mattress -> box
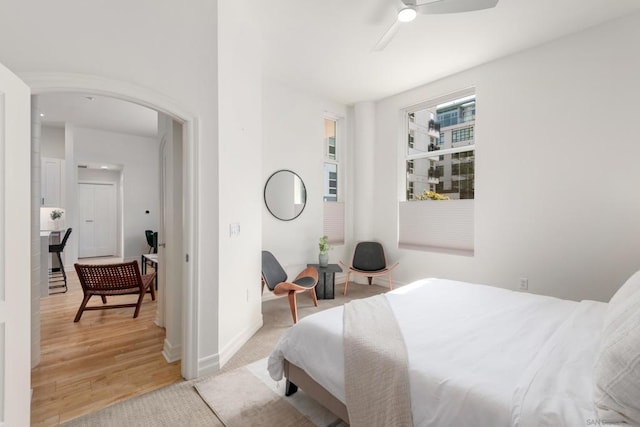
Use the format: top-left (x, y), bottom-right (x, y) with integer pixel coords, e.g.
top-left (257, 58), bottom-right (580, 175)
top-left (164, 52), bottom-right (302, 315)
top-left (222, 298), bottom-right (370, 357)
top-left (268, 278), bottom-right (609, 426)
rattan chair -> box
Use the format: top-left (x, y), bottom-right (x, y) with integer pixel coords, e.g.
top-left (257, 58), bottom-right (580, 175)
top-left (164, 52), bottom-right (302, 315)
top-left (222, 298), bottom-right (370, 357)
top-left (73, 261), bottom-right (156, 322)
top-left (261, 250), bottom-right (319, 324)
top-left (340, 241), bottom-right (398, 295)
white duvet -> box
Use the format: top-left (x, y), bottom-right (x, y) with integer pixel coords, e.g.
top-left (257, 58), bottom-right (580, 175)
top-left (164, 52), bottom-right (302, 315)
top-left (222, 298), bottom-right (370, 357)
top-left (268, 278), bottom-right (609, 426)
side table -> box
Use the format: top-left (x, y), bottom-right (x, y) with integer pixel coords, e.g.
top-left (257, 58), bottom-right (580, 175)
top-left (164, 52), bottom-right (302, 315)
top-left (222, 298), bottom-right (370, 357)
top-left (307, 263), bottom-right (342, 299)
top-left (141, 253), bottom-right (159, 290)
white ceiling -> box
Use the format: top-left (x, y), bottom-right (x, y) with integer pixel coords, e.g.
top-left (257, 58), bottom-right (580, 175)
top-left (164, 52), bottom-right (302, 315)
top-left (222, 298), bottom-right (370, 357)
top-left (37, 93), bottom-right (158, 138)
top-left (36, 0), bottom-right (640, 136)
top-left (255, 0), bottom-right (640, 104)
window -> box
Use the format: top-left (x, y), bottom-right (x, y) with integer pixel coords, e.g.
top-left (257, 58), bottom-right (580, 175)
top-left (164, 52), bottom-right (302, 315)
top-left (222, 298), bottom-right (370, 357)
top-left (324, 163), bottom-right (338, 200)
top-left (399, 90), bottom-right (476, 255)
top-left (451, 126), bottom-right (474, 143)
top-left (323, 118), bottom-right (338, 202)
top-left (437, 110), bottom-right (458, 128)
top-left (323, 117), bottom-right (344, 245)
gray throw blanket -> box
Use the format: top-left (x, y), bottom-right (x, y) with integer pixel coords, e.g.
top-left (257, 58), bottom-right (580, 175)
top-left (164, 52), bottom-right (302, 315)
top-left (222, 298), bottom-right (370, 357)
top-left (343, 294), bottom-right (413, 427)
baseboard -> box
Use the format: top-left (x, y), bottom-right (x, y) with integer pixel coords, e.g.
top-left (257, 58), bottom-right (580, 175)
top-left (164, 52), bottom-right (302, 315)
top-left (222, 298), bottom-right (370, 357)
top-left (261, 292), bottom-right (278, 302)
top-left (345, 275), bottom-right (405, 290)
top-left (198, 353), bottom-right (220, 378)
top-left (162, 338), bottom-right (182, 363)
top-left (218, 316), bottom-right (263, 368)
top-left (197, 315), bottom-right (263, 377)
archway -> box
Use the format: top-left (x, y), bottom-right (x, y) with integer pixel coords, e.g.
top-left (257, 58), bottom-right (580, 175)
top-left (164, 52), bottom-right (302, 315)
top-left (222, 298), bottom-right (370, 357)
top-left (24, 72), bottom-right (199, 380)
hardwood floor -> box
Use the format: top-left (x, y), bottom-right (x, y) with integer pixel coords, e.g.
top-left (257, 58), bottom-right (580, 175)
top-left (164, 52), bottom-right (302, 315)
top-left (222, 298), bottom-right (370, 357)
top-left (31, 265), bottom-right (182, 426)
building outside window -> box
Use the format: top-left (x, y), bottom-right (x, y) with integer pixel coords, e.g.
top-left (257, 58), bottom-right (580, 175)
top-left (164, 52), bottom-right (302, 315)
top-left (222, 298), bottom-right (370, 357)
top-left (323, 118), bottom-right (338, 201)
top-left (323, 117), bottom-right (344, 245)
top-left (406, 93), bottom-right (475, 200)
top-left (399, 90), bottom-right (476, 255)
top-left (451, 126), bottom-right (474, 143)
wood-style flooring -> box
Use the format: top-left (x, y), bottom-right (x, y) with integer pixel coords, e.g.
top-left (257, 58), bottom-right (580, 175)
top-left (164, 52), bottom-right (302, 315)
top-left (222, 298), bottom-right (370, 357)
top-left (31, 263), bottom-right (182, 426)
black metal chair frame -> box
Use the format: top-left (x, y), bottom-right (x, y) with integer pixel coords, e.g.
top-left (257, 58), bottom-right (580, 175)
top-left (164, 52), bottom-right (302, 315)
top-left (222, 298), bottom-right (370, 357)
top-left (49, 227), bottom-right (72, 294)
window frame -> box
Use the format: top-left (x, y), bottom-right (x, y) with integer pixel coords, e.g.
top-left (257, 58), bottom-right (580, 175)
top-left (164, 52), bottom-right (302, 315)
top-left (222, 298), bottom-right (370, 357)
top-left (323, 116), bottom-right (341, 202)
top-left (398, 88), bottom-right (476, 256)
top-left (323, 114), bottom-right (345, 245)
top-left (403, 88), bottom-right (476, 202)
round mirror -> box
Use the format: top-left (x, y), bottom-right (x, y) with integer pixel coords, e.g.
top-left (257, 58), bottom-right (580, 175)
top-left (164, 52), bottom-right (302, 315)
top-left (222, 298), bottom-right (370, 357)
top-left (264, 170), bottom-right (307, 221)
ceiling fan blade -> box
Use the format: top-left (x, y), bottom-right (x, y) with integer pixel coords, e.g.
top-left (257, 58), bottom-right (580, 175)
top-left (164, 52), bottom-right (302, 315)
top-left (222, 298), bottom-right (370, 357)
top-left (372, 20), bottom-right (401, 52)
top-left (416, 0), bottom-right (498, 14)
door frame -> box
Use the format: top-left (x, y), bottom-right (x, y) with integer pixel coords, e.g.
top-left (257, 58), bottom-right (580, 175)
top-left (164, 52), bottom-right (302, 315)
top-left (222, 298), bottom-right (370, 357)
top-left (0, 58), bottom-right (31, 427)
top-left (25, 72), bottom-right (200, 380)
top-left (77, 181), bottom-right (118, 258)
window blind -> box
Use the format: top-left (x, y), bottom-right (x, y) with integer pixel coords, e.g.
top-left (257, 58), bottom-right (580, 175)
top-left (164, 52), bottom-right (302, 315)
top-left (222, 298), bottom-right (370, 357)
top-left (323, 202), bottom-right (344, 245)
top-left (398, 200), bottom-right (474, 255)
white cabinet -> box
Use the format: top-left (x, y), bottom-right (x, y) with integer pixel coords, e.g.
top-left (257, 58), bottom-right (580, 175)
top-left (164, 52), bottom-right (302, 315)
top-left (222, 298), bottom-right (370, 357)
top-left (41, 157), bottom-right (63, 207)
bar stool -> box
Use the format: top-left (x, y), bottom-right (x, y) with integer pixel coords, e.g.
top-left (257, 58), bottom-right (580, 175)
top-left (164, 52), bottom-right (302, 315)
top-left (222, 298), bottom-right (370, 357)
top-left (49, 228), bottom-right (72, 294)
top-left (145, 229), bottom-right (158, 253)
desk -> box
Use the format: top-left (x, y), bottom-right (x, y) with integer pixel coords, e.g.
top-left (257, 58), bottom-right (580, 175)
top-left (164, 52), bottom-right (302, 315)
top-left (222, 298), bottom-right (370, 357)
top-left (141, 253), bottom-right (158, 289)
top-left (307, 263), bottom-right (342, 299)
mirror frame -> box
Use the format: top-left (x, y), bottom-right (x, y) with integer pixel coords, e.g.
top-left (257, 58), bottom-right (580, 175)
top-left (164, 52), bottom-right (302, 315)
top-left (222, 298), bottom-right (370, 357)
top-left (264, 169), bottom-right (307, 221)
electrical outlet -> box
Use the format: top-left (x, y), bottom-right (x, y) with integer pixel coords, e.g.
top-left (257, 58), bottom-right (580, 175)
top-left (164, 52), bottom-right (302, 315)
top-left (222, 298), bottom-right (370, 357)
top-left (229, 223), bottom-right (241, 237)
top-left (519, 277), bottom-right (528, 291)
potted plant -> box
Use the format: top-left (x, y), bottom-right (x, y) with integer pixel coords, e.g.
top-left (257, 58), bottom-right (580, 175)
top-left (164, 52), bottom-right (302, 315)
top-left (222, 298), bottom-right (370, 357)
top-left (50, 209), bottom-right (64, 230)
top-left (415, 189), bottom-right (450, 200)
top-left (318, 235), bottom-right (330, 267)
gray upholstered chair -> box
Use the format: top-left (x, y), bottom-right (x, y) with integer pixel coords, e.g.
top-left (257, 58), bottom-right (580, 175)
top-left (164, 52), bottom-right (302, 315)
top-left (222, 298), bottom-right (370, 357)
top-left (340, 241), bottom-right (398, 295)
top-left (261, 250), bottom-right (319, 324)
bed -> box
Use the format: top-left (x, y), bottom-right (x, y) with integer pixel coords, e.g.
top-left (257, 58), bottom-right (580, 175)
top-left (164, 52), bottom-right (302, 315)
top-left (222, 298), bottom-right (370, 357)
top-left (268, 275), bottom-right (640, 426)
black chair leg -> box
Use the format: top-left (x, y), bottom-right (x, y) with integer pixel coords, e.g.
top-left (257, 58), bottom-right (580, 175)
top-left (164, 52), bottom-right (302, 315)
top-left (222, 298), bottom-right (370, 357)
top-left (57, 251), bottom-right (68, 292)
top-left (49, 251), bottom-right (68, 294)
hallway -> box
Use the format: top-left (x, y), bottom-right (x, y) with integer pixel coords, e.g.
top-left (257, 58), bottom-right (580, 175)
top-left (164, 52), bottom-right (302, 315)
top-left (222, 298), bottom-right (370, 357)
top-left (31, 266), bottom-right (181, 426)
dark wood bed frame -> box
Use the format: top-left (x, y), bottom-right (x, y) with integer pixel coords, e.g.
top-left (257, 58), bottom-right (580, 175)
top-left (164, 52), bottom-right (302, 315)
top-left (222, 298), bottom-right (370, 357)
top-left (284, 359), bottom-right (350, 424)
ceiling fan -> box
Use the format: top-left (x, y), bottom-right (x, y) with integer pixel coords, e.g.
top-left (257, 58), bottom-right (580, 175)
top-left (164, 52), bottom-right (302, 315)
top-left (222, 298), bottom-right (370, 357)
top-left (373, 0), bottom-right (499, 51)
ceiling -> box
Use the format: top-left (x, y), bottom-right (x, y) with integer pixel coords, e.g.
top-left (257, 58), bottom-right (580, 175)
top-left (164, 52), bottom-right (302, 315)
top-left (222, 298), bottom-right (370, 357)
top-left (37, 0), bottom-right (640, 136)
top-left (255, 0), bottom-right (640, 104)
top-left (37, 93), bottom-right (158, 138)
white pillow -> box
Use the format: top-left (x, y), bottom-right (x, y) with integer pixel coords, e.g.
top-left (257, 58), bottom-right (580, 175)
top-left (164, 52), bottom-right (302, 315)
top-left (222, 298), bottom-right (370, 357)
top-left (609, 269), bottom-right (640, 309)
top-left (592, 272), bottom-right (640, 425)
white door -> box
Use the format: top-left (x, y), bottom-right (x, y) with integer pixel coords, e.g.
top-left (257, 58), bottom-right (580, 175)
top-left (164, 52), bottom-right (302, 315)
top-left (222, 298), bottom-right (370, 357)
top-left (0, 63), bottom-right (31, 425)
top-left (78, 183), bottom-right (117, 258)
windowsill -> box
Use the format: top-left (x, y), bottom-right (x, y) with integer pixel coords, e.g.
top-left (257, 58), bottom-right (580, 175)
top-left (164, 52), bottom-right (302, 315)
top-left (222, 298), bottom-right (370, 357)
top-left (398, 243), bottom-right (474, 257)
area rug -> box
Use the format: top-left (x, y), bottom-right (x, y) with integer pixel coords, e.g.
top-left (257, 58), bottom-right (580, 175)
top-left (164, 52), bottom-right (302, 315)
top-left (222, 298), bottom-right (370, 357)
top-left (61, 380), bottom-right (221, 427)
top-left (194, 358), bottom-right (347, 427)
top-left (62, 358), bottom-right (346, 427)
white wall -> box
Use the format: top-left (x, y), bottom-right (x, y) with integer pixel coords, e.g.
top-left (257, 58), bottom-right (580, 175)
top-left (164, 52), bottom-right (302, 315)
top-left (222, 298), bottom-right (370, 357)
top-left (214, 0), bottom-right (264, 369)
top-left (370, 12), bottom-right (640, 302)
top-left (0, 0), bottom-right (224, 378)
top-left (30, 99), bottom-right (42, 371)
top-left (74, 127), bottom-right (158, 261)
top-left (262, 80), bottom-right (351, 282)
top-left (157, 113), bottom-right (184, 362)
top-left (40, 126), bottom-right (65, 158)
